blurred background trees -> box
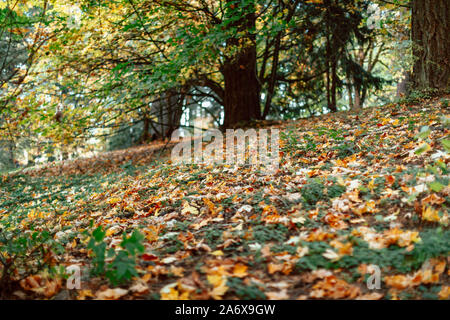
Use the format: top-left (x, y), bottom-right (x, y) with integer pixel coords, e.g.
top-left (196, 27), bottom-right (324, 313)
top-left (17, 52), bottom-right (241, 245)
top-left (0, 0), bottom-right (447, 170)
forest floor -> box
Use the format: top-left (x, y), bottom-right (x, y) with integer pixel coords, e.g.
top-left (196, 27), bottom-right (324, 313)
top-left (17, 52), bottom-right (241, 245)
top-left (1, 96), bottom-right (449, 300)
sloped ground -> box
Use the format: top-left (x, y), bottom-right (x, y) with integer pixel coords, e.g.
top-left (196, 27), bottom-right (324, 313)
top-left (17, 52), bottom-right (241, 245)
top-left (1, 97), bottom-right (449, 300)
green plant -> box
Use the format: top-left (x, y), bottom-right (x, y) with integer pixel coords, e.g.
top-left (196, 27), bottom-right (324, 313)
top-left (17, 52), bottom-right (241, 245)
top-left (87, 226), bottom-right (108, 275)
top-left (280, 130), bottom-right (301, 152)
top-left (251, 224), bottom-right (289, 243)
top-left (0, 213), bottom-right (63, 297)
top-left (303, 134), bottom-right (317, 151)
top-left (333, 141), bottom-right (358, 158)
top-left (227, 277), bottom-right (266, 300)
top-left (327, 183), bottom-right (346, 198)
top-left (87, 226), bottom-right (145, 285)
top-left (301, 179), bottom-right (325, 205)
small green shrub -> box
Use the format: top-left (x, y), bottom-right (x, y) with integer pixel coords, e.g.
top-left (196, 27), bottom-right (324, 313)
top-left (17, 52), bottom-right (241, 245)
top-left (87, 226), bottom-right (144, 285)
top-left (0, 213), bottom-right (63, 297)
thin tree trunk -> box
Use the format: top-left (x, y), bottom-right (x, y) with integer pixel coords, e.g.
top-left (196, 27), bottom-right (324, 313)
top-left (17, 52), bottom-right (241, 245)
top-left (325, 33), bottom-right (332, 111)
top-left (140, 116), bottom-right (150, 143)
top-left (262, 32), bottom-right (281, 119)
top-left (346, 77), bottom-right (354, 110)
top-left (330, 59), bottom-right (338, 112)
top-left (353, 75), bottom-right (361, 111)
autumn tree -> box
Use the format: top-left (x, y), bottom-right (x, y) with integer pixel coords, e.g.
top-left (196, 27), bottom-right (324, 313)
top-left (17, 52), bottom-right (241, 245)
top-left (0, 1), bottom-right (49, 168)
top-left (1, 0), bottom-right (406, 156)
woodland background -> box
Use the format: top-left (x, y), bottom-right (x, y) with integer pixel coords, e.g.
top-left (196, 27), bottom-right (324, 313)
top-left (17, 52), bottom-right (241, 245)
top-left (0, 0), bottom-right (449, 301)
top-left (1, 0), bottom-right (448, 169)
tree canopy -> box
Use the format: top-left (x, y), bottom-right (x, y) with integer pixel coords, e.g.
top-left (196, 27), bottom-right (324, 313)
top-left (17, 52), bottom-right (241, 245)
top-left (1, 0), bottom-right (429, 167)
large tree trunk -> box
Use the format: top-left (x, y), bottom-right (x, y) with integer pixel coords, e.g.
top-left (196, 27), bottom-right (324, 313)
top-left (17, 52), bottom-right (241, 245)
top-left (412, 0), bottom-right (450, 90)
top-left (222, 0), bottom-right (261, 128)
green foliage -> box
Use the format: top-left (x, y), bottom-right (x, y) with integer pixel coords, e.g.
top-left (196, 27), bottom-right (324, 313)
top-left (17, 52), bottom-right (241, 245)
top-left (333, 141), bottom-right (358, 158)
top-left (327, 183), bottom-right (347, 199)
top-left (301, 179), bottom-right (325, 206)
top-left (87, 226), bottom-right (145, 285)
top-left (400, 88), bottom-right (449, 105)
top-left (87, 226), bottom-right (108, 275)
top-left (227, 277), bottom-right (266, 300)
top-left (280, 130), bottom-right (318, 153)
top-left (280, 130), bottom-right (300, 152)
top-left (251, 224), bottom-right (289, 243)
top-left (300, 179), bottom-right (347, 207)
top-left (296, 229), bottom-right (450, 273)
top-left (295, 241), bottom-right (331, 271)
top-left (0, 212), bottom-right (63, 296)
top-left (204, 227), bottom-right (223, 248)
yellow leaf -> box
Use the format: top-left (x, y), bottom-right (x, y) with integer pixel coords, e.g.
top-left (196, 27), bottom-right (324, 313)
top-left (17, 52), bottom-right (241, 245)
top-left (107, 197), bottom-right (121, 205)
top-left (422, 206), bottom-right (440, 222)
top-left (267, 263), bottom-right (283, 274)
top-left (232, 263), bottom-right (248, 278)
top-left (144, 225), bottom-right (159, 242)
top-left (210, 250), bottom-right (224, 256)
top-left (160, 283), bottom-right (183, 300)
top-left (367, 179), bottom-right (375, 191)
top-left (207, 275), bottom-right (228, 299)
top-left (105, 226), bottom-right (121, 237)
top-left (207, 274), bottom-right (223, 287)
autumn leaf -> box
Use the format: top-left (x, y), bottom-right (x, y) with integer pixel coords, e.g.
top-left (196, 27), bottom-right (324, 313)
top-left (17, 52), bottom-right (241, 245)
top-left (96, 288), bottom-right (128, 300)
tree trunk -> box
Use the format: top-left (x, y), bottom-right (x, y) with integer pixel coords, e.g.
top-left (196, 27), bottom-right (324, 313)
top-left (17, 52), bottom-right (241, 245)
top-left (412, 0), bottom-right (450, 90)
top-left (222, 0), bottom-right (261, 128)
top-left (396, 72), bottom-right (411, 97)
top-left (262, 32), bottom-right (281, 119)
top-left (324, 1), bottom-right (338, 113)
top-left (346, 77), bottom-right (354, 110)
top-left (140, 116), bottom-right (150, 143)
top-left (330, 60), bottom-right (338, 112)
top-left (145, 88), bottom-right (184, 141)
top-left (353, 75), bottom-right (361, 111)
